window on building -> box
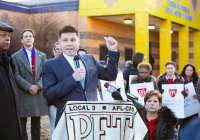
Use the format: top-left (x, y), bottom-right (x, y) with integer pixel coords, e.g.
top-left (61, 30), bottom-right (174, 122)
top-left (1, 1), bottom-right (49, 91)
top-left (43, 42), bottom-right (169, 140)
top-left (125, 47), bottom-right (133, 61)
top-left (99, 44), bottom-right (108, 64)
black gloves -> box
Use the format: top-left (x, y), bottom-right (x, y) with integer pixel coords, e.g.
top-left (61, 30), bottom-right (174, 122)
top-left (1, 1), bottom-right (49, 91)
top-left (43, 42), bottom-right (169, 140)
top-left (160, 89), bottom-right (164, 94)
top-left (181, 91), bottom-right (186, 98)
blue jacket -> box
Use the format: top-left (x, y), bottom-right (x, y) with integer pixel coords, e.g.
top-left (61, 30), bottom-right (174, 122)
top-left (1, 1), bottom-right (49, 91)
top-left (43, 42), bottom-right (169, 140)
top-left (123, 63), bottom-right (138, 92)
top-left (42, 51), bottom-right (120, 125)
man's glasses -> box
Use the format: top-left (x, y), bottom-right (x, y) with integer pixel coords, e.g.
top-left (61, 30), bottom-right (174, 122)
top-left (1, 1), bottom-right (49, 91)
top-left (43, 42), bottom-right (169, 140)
top-left (55, 48), bottom-right (62, 52)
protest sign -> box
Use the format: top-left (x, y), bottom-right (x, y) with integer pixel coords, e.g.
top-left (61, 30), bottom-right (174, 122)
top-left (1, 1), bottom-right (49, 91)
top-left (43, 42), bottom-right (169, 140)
top-left (100, 71), bottom-right (126, 101)
top-left (130, 82), bottom-right (154, 105)
top-left (162, 84), bottom-right (184, 118)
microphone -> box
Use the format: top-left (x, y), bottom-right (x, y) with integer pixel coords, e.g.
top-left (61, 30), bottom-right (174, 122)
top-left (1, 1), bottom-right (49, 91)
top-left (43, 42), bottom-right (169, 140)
top-left (111, 91), bottom-right (138, 101)
top-left (104, 82), bottom-right (120, 93)
top-left (74, 55), bottom-right (80, 68)
top-left (112, 91), bottom-right (143, 111)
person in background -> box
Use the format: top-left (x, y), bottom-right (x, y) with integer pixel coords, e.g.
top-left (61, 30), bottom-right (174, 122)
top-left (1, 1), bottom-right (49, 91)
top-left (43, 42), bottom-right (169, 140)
top-left (48, 42), bottom-right (62, 140)
top-left (77, 48), bottom-right (87, 55)
top-left (149, 54), bottom-right (155, 75)
top-left (0, 22), bottom-right (22, 140)
top-left (123, 52), bottom-right (146, 92)
top-left (52, 42), bottom-right (62, 58)
top-left (135, 90), bottom-right (178, 140)
top-left (196, 78), bottom-right (200, 103)
top-left (179, 64), bottom-right (199, 129)
top-left (12, 28), bottom-right (48, 140)
top-left (128, 62), bottom-right (158, 93)
top-left (42, 25), bottom-right (120, 125)
top-left (157, 61), bottom-right (184, 92)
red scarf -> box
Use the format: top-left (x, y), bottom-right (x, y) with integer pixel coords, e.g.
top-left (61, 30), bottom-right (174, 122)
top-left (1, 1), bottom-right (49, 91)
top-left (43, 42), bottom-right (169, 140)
top-left (22, 46), bottom-right (36, 78)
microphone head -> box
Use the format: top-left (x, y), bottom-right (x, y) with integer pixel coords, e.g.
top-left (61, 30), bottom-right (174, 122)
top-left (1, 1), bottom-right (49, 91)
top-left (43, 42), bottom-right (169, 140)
top-left (74, 55), bottom-right (80, 61)
top-left (104, 82), bottom-right (109, 88)
top-left (112, 91), bottom-right (123, 100)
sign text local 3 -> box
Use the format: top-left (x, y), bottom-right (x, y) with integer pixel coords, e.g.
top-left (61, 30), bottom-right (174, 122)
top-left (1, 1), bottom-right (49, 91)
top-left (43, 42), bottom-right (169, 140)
top-left (53, 101), bottom-right (147, 140)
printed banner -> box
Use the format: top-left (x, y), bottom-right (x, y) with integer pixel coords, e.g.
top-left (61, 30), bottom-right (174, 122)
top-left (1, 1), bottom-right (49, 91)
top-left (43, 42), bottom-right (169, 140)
top-left (130, 82), bottom-right (154, 105)
top-left (100, 71), bottom-right (126, 101)
top-left (162, 84), bottom-right (184, 118)
top-left (184, 83), bottom-right (200, 118)
top-left (129, 75), bottom-right (135, 87)
top-left (52, 101), bottom-right (147, 140)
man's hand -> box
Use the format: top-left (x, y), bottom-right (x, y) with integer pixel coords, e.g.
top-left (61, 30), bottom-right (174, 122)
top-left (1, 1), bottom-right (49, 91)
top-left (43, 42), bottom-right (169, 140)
top-left (104, 36), bottom-right (118, 51)
top-left (29, 85), bottom-right (40, 95)
top-left (72, 68), bottom-right (85, 81)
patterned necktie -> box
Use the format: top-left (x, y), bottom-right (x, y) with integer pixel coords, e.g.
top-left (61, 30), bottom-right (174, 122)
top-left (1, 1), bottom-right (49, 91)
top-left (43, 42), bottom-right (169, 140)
top-left (73, 58), bottom-right (85, 90)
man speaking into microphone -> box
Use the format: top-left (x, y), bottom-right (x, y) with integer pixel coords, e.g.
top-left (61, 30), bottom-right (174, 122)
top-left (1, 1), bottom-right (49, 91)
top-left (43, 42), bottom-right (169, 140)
top-left (42, 25), bottom-right (120, 125)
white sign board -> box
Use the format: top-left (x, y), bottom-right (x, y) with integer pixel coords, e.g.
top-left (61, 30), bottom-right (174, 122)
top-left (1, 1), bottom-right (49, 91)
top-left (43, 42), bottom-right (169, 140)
top-left (162, 84), bottom-right (184, 118)
top-left (100, 71), bottom-right (126, 101)
top-left (52, 101), bottom-right (147, 140)
top-left (130, 82), bottom-right (154, 105)
top-left (184, 83), bottom-right (200, 118)
top-left (129, 75), bottom-right (135, 87)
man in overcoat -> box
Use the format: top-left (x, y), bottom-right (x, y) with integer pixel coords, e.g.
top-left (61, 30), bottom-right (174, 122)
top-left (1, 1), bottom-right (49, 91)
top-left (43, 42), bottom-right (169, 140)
top-left (0, 22), bottom-right (22, 140)
top-left (12, 28), bottom-right (48, 140)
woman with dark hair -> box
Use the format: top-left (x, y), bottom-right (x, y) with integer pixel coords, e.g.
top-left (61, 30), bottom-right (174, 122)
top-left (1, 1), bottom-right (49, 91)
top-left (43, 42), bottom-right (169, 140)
top-left (129, 62), bottom-right (158, 92)
top-left (157, 61), bottom-right (184, 92)
top-left (134, 90), bottom-right (178, 140)
top-left (179, 63), bottom-right (199, 129)
top-left (123, 52), bottom-right (146, 92)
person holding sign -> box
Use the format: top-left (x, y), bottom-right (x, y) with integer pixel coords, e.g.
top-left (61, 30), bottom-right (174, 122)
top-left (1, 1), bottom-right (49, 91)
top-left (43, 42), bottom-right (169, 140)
top-left (157, 61), bottom-right (184, 93)
top-left (135, 90), bottom-right (178, 140)
top-left (123, 52), bottom-right (146, 92)
top-left (128, 62), bottom-right (158, 92)
top-left (179, 64), bottom-right (199, 129)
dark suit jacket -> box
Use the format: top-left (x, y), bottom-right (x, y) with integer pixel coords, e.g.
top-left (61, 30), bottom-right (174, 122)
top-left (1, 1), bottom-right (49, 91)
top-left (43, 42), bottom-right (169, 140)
top-left (0, 52), bottom-right (22, 140)
top-left (42, 51), bottom-right (120, 124)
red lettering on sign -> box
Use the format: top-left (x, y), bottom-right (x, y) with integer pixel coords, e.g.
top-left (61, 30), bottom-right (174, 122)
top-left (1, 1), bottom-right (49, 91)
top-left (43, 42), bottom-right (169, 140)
top-left (185, 89), bottom-right (189, 97)
top-left (169, 89), bottom-right (177, 98)
top-left (137, 88), bottom-right (147, 97)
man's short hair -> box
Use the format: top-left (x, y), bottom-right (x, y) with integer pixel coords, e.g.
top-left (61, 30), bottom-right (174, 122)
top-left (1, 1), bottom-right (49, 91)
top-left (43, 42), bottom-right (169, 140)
top-left (165, 61), bottom-right (176, 68)
top-left (58, 25), bottom-right (78, 39)
top-left (21, 28), bottom-right (35, 39)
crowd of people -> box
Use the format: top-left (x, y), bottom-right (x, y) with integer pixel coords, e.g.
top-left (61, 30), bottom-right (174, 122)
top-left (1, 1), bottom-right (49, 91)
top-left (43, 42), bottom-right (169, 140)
top-left (0, 21), bottom-right (200, 140)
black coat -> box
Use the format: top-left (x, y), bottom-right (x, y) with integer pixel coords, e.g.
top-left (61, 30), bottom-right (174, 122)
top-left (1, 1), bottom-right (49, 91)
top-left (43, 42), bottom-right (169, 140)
top-left (138, 106), bottom-right (178, 140)
top-left (0, 52), bottom-right (22, 140)
top-left (129, 75), bottom-right (159, 92)
top-left (123, 62), bottom-right (138, 92)
top-left (157, 72), bottom-right (184, 92)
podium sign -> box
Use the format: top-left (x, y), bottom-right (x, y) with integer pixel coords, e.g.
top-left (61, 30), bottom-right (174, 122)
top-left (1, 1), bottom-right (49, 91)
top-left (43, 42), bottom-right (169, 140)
top-left (53, 101), bottom-right (147, 140)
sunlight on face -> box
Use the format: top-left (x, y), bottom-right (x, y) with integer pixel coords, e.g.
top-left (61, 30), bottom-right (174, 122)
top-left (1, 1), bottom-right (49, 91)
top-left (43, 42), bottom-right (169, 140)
top-left (166, 64), bottom-right (175, 77)
top-left (185, 66), bottom-right (193, 78)
top-left (145, 95), bottom-right (161, 113)
top-left (59, 33), bottom-right (80, 57)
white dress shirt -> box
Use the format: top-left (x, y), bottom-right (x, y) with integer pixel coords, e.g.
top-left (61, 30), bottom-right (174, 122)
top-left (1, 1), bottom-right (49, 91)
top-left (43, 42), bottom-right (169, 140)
top-left (26, 50), bottom-right (32, 68)
top-left (63, 53), bottom-right (86, 77)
